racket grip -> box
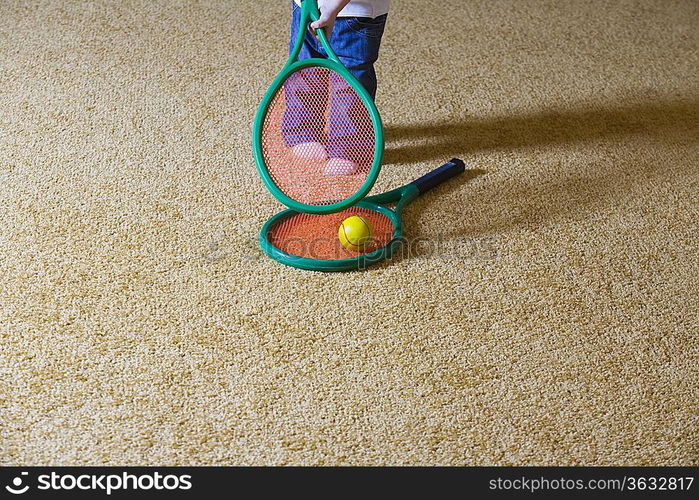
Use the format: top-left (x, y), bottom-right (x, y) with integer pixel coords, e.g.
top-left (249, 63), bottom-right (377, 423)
top-left (410, 158), bottom-right (466, 194)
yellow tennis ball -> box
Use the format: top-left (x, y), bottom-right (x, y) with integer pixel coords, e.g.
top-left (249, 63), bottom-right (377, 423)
top-left (338, 215), bottom-right (373, 251)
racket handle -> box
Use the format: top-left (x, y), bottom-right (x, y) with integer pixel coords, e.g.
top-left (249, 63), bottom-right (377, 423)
top-left (411, 158), bottom-right (466, 194)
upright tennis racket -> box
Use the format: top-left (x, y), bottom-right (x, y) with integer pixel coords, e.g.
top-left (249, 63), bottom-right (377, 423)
top-left (259, 158), bottom-right (466, 271)
top-left (253, 0), bottom-right (384, 214)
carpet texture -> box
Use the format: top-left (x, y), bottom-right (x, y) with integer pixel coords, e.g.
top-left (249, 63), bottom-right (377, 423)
top-left (1, 0), bottom-right (697, 465)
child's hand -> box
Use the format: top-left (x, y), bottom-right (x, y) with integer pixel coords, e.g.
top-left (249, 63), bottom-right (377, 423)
top-left (310, 0), bottom-right (351, 39)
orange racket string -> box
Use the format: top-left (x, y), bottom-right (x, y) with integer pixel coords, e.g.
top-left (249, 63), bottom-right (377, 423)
top-left (260, 66), bottom-right (376, 206)
top-left (267, 207), bottom-right (394, 260)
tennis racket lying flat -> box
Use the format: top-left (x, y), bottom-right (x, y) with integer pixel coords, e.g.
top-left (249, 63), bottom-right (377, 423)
top-left (260, 158), bottom-right (466, 271)
top-left (253, 0), bottom-right (384, 214)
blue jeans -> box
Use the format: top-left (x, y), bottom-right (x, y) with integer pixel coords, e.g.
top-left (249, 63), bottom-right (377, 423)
top-left (290, 2), bottom-right (387, 98)
top-left (282, 2), bottom-right (387, 160)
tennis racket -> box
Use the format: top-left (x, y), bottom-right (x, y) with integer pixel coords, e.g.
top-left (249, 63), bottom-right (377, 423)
top-left (253, 0), bottom-right (384, 214)
top-left (259, 158), bottom-right (466, 271)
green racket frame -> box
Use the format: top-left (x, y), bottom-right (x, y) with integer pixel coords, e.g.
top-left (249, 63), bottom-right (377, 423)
top-left (252, 0), bottom-right (384, 214)
top-left (259, 159), bottom-right (466, 271)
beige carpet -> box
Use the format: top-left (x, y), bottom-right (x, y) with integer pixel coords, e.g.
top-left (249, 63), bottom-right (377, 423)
top-left (1, 0), bottom-right (697, 465)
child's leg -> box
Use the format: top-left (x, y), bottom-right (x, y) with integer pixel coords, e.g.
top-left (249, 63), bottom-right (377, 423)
top-left (326, 15), bottom-right (388, 168)
top-left (282, 2), bottom-right (329, 153)
top-left (281, 68), bottom-right (329, 147)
